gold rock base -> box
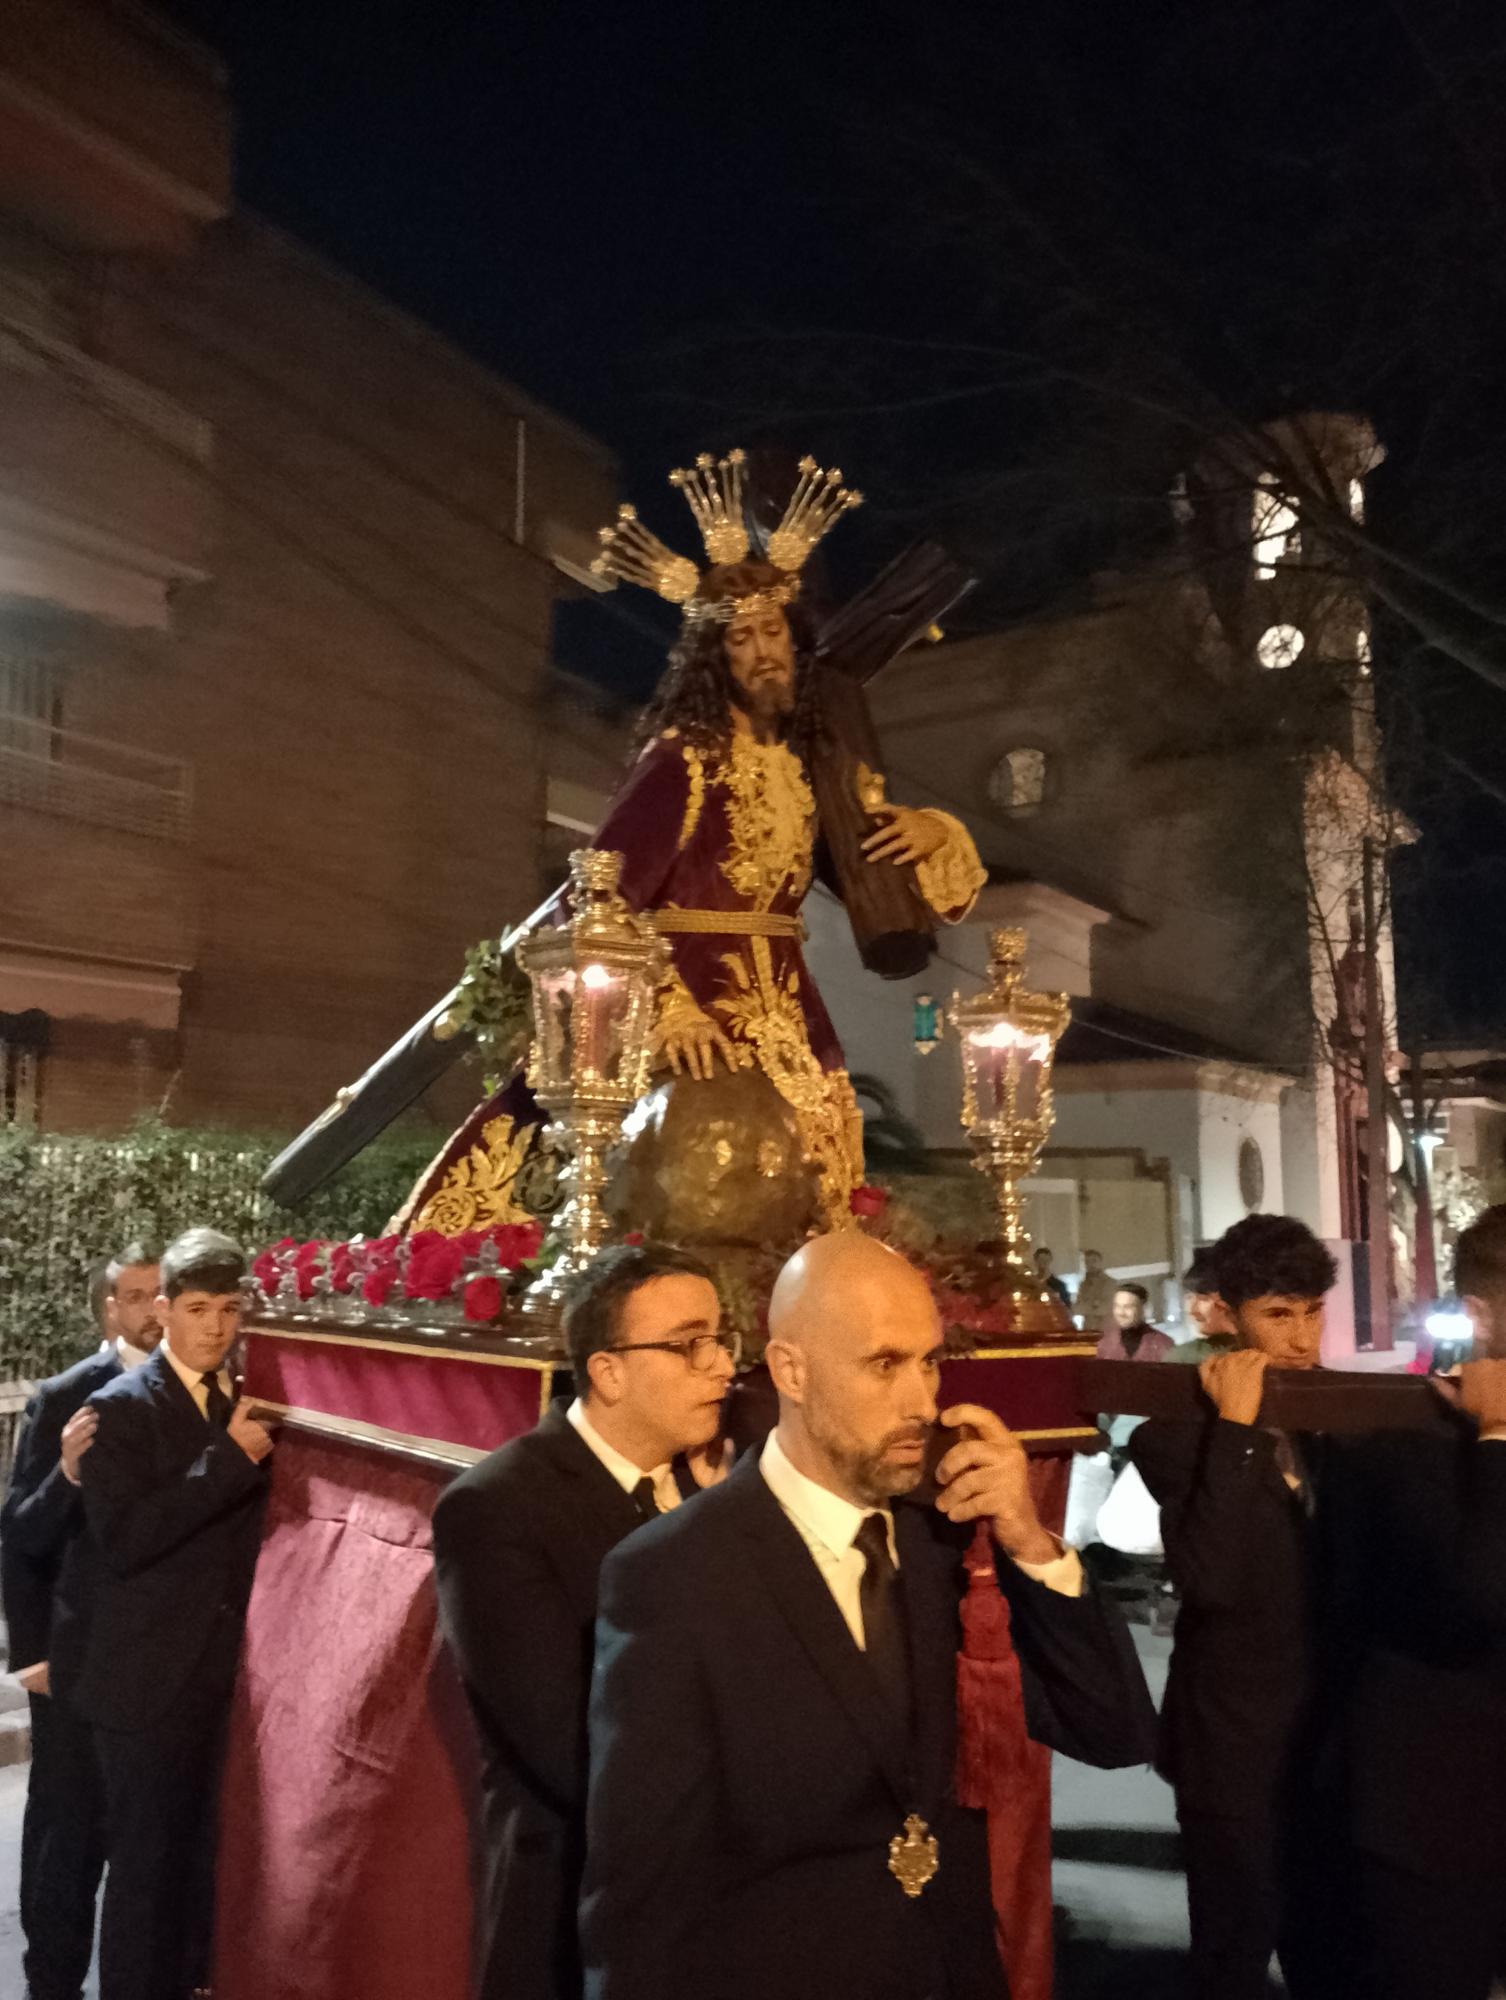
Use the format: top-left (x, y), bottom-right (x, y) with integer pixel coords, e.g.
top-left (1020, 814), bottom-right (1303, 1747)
top-left (605, 1066), bottom-right (821, 1253)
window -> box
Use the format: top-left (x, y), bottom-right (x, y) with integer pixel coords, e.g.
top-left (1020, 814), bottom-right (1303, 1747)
top-left (987, 746), bottom-right (1048, 817)
top-left (0, 655), bottom-right (59, 753)
top-left (1348, 476), bottom-right (1366, 523)
top-left (1252, 477), bottom-right (1300, 577)
top-left (0, 1011), bottom-right (46, 1127)
top-left (1256, 623), bottom-right (1305, 671)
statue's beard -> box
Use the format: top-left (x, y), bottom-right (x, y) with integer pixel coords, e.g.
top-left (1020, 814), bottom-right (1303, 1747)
top-left (730, 671), bottom-right (796, 733)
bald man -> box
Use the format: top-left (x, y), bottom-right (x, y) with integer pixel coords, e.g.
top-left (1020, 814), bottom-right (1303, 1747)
top-left (580, 1235), bottom-right (1153, 2000)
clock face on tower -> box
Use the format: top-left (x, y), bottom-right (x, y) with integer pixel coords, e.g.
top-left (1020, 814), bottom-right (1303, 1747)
top-left (988, 747), bottom-right (1047, 815)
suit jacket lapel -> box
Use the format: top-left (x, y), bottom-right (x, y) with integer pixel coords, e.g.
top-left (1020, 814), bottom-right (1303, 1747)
top-left (145, 1347), bottom-right (207, 1437)
top-left (734, 1457), bottom-right (913, 1811)
top-left (529, 1403), bottom-right (648, 1613)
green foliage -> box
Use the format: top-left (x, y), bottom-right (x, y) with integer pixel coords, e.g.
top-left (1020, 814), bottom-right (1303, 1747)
top-left (435, 938), bottom-right (532, 1091)
top-left (0, 1119), bottom-right (436, 1383)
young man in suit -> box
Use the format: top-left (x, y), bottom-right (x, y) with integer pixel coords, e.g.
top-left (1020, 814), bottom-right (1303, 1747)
top-left (1337, 1204), bottom-right (1506, 1999)
top-left (581, 1232), bottom-right (1154, 2000)
top-left (1128, 1213), bottom-right (1342, 2000)
top-left (431, 1242), bottom-right (736, 2000)
top-left (65, 1228), bottom-right (273, 2000)
top-left (2, 1243), bottom-right (160, 2000)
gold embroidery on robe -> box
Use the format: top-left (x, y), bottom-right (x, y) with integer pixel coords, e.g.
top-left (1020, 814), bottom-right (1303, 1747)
top-left (411, 1114), bottom-right (534, 1234)
top-left (913, 808), bottom-right (987, 921)
top-left (719, 736), bottom-right (814, 907)
top-left (676, 739), bottom-right (706, 852)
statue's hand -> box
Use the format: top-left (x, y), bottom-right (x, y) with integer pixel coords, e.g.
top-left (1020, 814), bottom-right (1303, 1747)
top-left (659, 1010), bottom-right (738, 1083)
top-left (861, 804), bottom-right (945, 866)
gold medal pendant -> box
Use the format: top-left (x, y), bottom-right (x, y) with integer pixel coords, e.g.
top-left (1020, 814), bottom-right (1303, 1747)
top-left (887, 1814), bottom-right (939, 1898)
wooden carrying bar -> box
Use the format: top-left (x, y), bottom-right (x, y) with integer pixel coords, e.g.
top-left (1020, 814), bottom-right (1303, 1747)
top-left (1075, 1359), bottom-right (1458, 1436)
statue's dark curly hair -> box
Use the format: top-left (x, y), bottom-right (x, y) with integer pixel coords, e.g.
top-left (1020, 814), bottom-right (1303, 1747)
top-left (632, 563), bottom-right (825, 766)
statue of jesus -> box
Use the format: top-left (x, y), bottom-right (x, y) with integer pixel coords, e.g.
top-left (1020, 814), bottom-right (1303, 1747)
top-left (408, 452), bottom-right (984, 1233)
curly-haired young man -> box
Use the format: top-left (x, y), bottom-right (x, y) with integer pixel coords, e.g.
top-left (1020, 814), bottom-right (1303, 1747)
top-left (1130, 1213), bottom-right (1344, 2000)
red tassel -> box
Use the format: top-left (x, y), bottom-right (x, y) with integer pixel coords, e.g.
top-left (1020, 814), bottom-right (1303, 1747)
top-left (955, 1521), bottom-right (1032, 1809)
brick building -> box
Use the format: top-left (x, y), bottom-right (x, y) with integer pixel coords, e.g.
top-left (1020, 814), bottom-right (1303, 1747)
top-left (0, 0), bottom-right (616, 1136)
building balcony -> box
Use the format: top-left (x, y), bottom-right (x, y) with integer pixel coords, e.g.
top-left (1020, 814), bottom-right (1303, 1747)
top-left (0, 709), bottom-right (189, 840)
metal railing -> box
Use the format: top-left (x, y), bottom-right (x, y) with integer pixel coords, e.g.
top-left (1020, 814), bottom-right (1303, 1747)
top-left (0, 1384), bottom-right (33, 1496)
top-left (0, 711), bottom-right (191, 841)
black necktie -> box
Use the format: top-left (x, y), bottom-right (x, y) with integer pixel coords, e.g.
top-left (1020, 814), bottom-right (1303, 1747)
top-left (201, 1373), bottom-right (232, 1428)
top-left (854, 1512), bottom-right (910, 1722)
top-left (630, 1475), bottom-right (659, 1524)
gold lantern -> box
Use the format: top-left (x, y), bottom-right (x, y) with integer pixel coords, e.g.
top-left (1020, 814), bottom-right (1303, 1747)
top-left (514, 849), bottom-right (666, 1332)
top-left (951, 927), bottom-right (1072, 1332)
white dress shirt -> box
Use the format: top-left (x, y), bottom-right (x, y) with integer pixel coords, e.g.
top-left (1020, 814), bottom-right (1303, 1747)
top-left (566, 1398), bottom-right (681, 1513)
top-left (115, 1335), bottom-right (154, 1372)
top-left (759, 1430), bottom-right (1082, 1652)
top-left (160, 1339), bottom-right (234, 1421)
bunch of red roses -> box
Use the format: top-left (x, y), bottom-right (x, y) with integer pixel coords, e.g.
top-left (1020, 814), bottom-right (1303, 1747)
top-left (253, 1221), bottom-right (545, 1326)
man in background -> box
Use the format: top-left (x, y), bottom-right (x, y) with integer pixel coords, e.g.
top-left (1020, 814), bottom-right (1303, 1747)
top-left (1074, 1248), bottom-right (1116, 1335)
top-left (64, 1228), bottom-right (272, 2000)
top-left (1, 1242), bottom-right (160, 2000)
top-left (1032, 1246), bottom-right (1072, 1311)
top-left (433, 1243), bottom-right (734, 2000)
top-left (1095, 1284), bottom-right (1174, 1462)
top-left (1169, 1249), bottom-right (1238, 1363)
top-left (1096, 1284), bottom-right (1174, 1366)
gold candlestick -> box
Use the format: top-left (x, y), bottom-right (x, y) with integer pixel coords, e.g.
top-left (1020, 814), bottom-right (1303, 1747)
top-left (951, 928), bottom-right (1073, 1337)
top-left (514, 850), bottom-right (665, 1340)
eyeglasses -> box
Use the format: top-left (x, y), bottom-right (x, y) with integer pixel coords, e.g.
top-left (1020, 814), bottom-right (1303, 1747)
top-left (608, 1329), bottom-right (743, 1372)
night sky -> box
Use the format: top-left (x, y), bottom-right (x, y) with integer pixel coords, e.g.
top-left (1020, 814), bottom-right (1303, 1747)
top-left (166, 0), bottom-right (1506, 1043)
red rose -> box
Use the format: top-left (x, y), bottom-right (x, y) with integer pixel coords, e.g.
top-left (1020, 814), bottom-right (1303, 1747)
top-left (622, 1230), bottom-right (644, 1247)
top-left (463, 1275), bottom-right (504, 1323)
top-left (453, 1230), bottom-right (484, 1258)
top-left (251, 1251), bottom-right (279, 1297)
top-left (368, 1235), bottom-right (399, 1258)
top-left (292, 1239), bottom-right (323, 1269)
top-left (328, 1244), bottom-right (355, 1295)
top-left (849, 1185), bottom-right (889, 1218)
top-left (363, 1266), bottom-right (397, 1308)
top-left (489, 1221), bottom-right (544, 1270)
top-left (405, 1237), bottom-right (465, 1302)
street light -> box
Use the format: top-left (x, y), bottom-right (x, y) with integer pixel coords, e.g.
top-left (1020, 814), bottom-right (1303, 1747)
top-left (514, 848), bottom-right (665, 1336)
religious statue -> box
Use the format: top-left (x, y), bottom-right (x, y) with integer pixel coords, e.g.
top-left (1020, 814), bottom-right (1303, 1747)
top-left (402, 451), bottom-right (984, 1236)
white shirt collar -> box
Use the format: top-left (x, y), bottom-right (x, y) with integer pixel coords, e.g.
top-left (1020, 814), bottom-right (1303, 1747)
top-left (566, 1397), bottom-right (671, 1498)
top-left (760, 1428), bottom-right (892, 1562)
top-left (115, 1335), bottom-right (154, 1372)
top-left (160, 1337), bottom-right (230, 1400)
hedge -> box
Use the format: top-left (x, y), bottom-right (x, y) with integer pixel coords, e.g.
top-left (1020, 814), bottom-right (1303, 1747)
top-left (0, 1120), bottom-right (437, 1383)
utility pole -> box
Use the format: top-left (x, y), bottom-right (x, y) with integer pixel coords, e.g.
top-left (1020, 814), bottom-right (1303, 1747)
top-left (1409, 1047), bottom-right (1438, 1305)
top-left (1362, 837), bottom-right (1393, 1349)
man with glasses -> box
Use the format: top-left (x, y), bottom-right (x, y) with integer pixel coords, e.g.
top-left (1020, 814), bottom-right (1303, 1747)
top-left (432, 1242), bottom-right (736, 2000)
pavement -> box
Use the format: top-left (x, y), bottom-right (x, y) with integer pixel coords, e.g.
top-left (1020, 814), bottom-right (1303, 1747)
top-left (1052, 1622), bottom-right (1202, 1997)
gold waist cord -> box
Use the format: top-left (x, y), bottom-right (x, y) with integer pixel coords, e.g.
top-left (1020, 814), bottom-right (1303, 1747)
top-left (648, 907), bottom-right (804, 939)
